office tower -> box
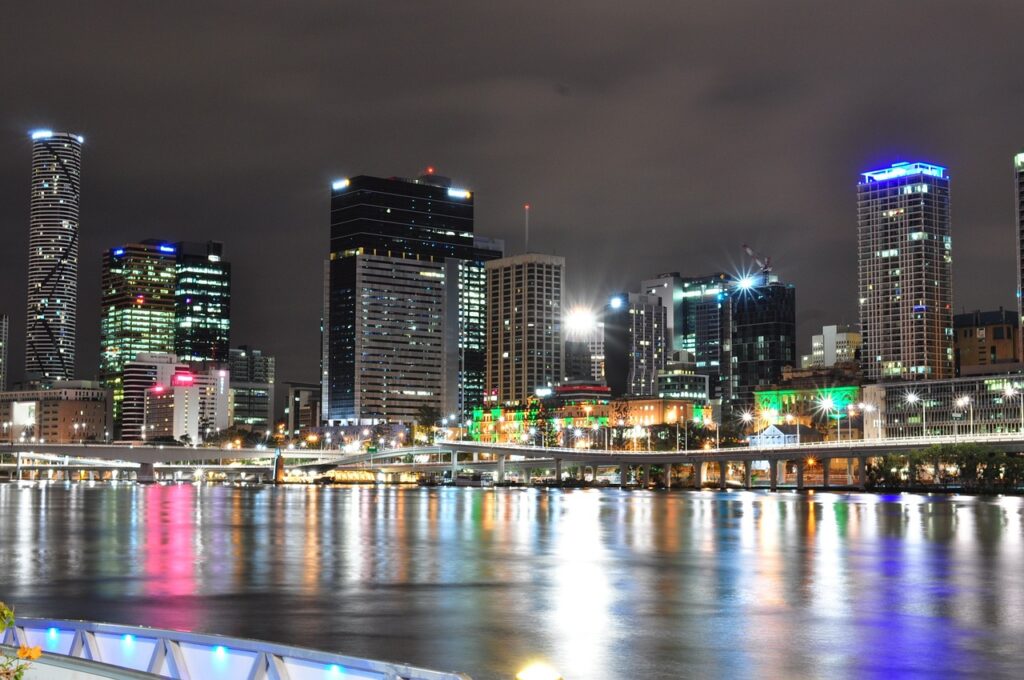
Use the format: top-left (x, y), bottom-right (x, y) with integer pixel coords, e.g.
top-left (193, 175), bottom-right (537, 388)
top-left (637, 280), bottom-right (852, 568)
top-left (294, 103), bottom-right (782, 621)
top-left (174, 241), bottom-right (231, 366)
top-left (322, 171), bottom-right (502, 424)
top-left (805, 324), bottom-right (861, 368)
top-left (141, 366), bottom-right (228, 443)
top-left (99, 241), bottom-right (178, 426)
top-left (1017, 151), bottom-right (1024, 350)
top-left (726, 275), bottom-right (797, 405)
top-left (229, 345), bottom-right (275, 429)
top-left (953, 308), bottom-right (1020, 375)
top-left (642, 273), bottom-right (682, 352)
top-left (678, 274), bottom-right (731, 394)
top-left (120, 352), bottom-right (188, 441)
top-left (25, 130), bottom-right (84, 381)
top-left (485, 254), bottom-right (565, 406)
top-left (0, 314), bottom-right (8, 391)
top-left (858, 161), bottom-right (953, 381)
top-left (603, 293), bottom-right (668, 397)
top-left (285, 382), bottom-right (321, 435)
top-left (564, 309), bottom-right (605, 382)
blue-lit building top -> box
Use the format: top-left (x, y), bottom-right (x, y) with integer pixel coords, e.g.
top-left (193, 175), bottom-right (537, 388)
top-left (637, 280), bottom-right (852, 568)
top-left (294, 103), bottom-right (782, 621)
top-left (860, 161), bottom-right (947, 183)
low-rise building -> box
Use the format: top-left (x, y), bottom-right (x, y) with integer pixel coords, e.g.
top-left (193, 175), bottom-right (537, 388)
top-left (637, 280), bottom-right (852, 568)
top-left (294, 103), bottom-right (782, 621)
top-left (0, 381), bottom-right (110, 444)
top-left (953, 308), bottom-right (1021, 376)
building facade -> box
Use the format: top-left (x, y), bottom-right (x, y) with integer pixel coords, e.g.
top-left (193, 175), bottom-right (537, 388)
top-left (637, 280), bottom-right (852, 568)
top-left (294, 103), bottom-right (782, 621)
top-left (726, 276), bottom-right (797, 406)
top-left (323, 172), bottom-right (502, 425)
top-left (604, 292), bottom-right (668, 397)
top-left (858, 161), bottom-right (954, 381)
top-left (805, 324), bottom-right (861, 368)
top-left (954, 308), bottom-right (1020, 376)
top-left (678, 274), bottom-right (731, 396)
top-left (120, 353), bottom-right (189, 441)
top-left (99, 241), bottom-right (178, 427)
top-left (862, 375), bottom-right (1024, 439)
top-left (285, 382), bottom-right (322, 436)
top-left (0, 314), bottom-right (8, 391)
top-left (0, 381), bottom-right (109, 444)
top-left (485, 253), bottom-right (565, 406)
top-left (229, 346), bottom-right (275, 430)
top-left (174, 241), bottom-right (231, 366)
top-left (25, 130), bottom-right (84, 381)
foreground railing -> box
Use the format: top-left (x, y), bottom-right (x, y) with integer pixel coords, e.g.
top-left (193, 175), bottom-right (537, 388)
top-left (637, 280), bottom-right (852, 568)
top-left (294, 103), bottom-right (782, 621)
top-left (5, 618), bottom-right (471, 680)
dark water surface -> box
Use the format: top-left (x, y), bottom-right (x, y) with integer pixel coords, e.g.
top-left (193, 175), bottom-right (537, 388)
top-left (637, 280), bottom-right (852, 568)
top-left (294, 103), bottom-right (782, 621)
top-left (1, 483), bottom-right (1022, 679)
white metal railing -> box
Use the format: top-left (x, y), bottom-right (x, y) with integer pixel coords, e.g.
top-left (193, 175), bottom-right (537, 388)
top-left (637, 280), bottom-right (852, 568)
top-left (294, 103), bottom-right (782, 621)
top-left (5, 618), bottom-right (471, 680)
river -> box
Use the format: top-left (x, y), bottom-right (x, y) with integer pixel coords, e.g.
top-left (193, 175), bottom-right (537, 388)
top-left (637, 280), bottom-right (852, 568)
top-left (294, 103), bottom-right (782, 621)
top-left (1, 483), bottom-right (1022, 679)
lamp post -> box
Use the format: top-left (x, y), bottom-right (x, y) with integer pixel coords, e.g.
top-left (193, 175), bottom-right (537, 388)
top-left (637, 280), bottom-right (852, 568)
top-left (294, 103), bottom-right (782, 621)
top-left (741, 411), bottom-right (754, 445)
top-left (905, 392), bottom-right (925, 437)
top-left (1005, 385), bottom-right (1023, 434)
top-left (818, 397), bottom-right (838, 443)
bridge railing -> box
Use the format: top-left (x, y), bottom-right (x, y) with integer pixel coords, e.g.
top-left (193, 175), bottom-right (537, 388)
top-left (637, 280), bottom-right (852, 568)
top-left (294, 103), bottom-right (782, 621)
top-left (5, 618), bottom-right (471, 680)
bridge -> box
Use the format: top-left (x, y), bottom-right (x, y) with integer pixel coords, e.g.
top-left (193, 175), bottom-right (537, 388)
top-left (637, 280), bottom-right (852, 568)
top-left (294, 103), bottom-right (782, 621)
top-left (3, 432), bottom-right (1023, 489)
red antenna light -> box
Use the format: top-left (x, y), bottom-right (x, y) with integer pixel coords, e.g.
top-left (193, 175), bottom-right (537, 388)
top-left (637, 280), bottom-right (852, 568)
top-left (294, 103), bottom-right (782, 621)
top-left (425, 166), bottom-right (436, 174)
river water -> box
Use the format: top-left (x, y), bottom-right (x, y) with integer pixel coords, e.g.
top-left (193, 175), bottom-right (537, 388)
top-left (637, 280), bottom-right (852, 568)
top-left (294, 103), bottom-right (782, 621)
top-left (1, 483), bottom-right (1022, 679)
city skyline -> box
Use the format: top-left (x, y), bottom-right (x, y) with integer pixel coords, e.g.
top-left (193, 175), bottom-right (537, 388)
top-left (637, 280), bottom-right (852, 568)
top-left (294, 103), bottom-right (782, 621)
top-left (2, 2), bottom-right (1024, 390)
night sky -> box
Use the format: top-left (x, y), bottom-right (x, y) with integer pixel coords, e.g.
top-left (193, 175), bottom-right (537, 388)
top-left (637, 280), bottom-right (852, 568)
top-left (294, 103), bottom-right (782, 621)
top-left (2, 1), bottom-right (1023, 386)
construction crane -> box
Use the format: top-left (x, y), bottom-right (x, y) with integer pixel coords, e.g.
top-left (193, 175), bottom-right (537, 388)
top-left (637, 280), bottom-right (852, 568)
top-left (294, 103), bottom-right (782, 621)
top-left (742, 244), bottom-right (772, 276)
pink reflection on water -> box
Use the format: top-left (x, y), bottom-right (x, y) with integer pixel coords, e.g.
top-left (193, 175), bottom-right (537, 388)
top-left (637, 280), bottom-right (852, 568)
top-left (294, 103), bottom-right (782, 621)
top-left (142, 484), bottom-right (198, 631)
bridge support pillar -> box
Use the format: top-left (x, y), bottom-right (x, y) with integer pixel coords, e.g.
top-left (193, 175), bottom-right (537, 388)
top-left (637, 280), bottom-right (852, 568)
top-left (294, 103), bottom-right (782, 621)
top-left (770, 460), bottom-right (778, 491)
top-left (743, 461), bottom-right (752, 490)
top-left (665, 464), bottom-right (672, 490)
top-left (846, 458), bottom-right (854, 485)
top-left (822, 459), bottom-right (831, 488)
top-left (138, 463), bottom-right (156, 484)
top-left (693, 462), bottom-right (703, 489)
top-left (719, 461), bottom-right (728, 490)
top-left (857, 456), bottom-right (867, 490)
top-left (555, 459), bottom-right (563, 487)
top-left (451, 451), bottom-right (458, 481)
top-left (274, 453), bottom-right (286, 484)
top-left (796, 460), bottom-right (805, 491)
top-left (15, 451), bottom-right (21, 480)
top-left (497, 455), bottom-right (506, 484)
top-left (590, 464), bottom-right (599, 483)
top-left (642, 465), bottom-right (651, 489)
top-left (619, 464), bottom-right (629, 488)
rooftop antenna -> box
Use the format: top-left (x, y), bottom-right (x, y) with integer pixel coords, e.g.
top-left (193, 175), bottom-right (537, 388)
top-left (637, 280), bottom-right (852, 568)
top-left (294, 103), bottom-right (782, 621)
top-left (524, 203), bottom-right (531, 254)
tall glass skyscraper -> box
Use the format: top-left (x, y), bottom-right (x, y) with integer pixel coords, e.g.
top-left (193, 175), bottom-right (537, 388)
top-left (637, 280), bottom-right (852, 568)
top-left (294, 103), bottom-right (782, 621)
top-left (323, 171), bottom-right (502, 425)
top-left (858, 161), bottom-right (953, 381)
top-left (100, 240), bottom-right (178, 425)
top-left (174, 241), bottom-right (231, 365)
top-left (0, 314), bottom-right (8, 391)
top-left (1016, 151), bottom-right (1024, 345)
top-left (25, 130), bottom-right (83, 381)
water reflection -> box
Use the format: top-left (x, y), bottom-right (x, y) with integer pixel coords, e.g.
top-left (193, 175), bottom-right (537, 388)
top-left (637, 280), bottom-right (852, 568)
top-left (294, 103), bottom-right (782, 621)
top-left (0, 484), bottom-right (1022, 679)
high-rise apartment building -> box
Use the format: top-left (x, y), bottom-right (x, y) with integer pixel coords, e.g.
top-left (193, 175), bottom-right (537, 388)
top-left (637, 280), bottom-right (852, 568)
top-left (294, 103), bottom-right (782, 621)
top-left (858, 161), bottom-right (953, 381)
top-left (0, 314), bottom-right (8, 391)
top-left (174, 241), bottom-right (231, 366)
top-left (25, 130), bottom-right (84, 381)
top-left (485, 254), bottom-right (565, 406)
top-left (322, 172), bottom-right (502, 424)
top-left (229, 346), bottom-right (275, 429)
top-left (120, 353), bottom-right (189, 442)
top-left (641, 274), bottom-right (682, 352)
top-left (604, 293), bottom-right (668, 397)
top-left (100, 241), bottom-right (178, 425)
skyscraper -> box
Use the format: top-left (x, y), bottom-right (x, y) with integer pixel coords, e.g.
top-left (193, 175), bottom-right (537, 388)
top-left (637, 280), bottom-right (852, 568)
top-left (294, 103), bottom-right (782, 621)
top-left (858, 161), bottom-right (953, 381)
top-left (0, 314), bottom-right (8, 391)
top-left (322, 171), bottom-right (502, 424)
top-left (726, 275), bottom-right (797, 405)
top-left (25, 130), bottom-right (83, 381)
top-left (1016, 151), bottom-right (1024, 352)
top-left (100, 241), bottom-right (178, 425)
top-left (485, 253), bottom-right (565, 406)
top-left (174, 241), bottom-right (231, 365)
top-left (603, 292), bottom-right (668, 397)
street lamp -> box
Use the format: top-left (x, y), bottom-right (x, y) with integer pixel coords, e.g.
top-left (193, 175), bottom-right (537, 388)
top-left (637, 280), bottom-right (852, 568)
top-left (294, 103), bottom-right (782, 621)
top-left (1004, 385), bottom-right (1023, 434)
top-left (818, 396), bottom-right (839, 443)
top-left (955, 396), bottom-right (973, 437)
top-left (905, 392), bottom-right (925, 437)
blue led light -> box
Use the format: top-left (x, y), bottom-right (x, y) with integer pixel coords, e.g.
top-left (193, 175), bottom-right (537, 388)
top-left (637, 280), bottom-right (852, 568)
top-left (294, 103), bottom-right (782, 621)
top-left (48, 627), bottom-right (59, 639)
top-left (328, 664), bottom-right (343, 675)
top-left (214, 645), bottom-right (227, 656)
top-left (332, 179), bottom-right (350, 190)
top-left (158, 245), bottom-right (176, 254)
top-left (30, 130), bottom-right (54, 140)
top-left (123, 634), bottom-right (135, 644)
top-left (861, 162), bottom-right (947, 182)
top-left (609, 296), bottom-right (623, 309)
top-left (112, 248), bottom-right (125, 256)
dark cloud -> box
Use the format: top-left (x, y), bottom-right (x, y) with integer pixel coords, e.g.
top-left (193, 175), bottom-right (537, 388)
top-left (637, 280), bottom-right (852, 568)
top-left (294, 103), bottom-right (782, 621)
top-left (1, 0), bottom-right (1023, 384)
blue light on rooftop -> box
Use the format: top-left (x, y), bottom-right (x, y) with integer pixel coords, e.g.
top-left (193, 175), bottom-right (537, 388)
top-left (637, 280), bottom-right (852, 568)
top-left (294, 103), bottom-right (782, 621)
top-left (112, 248), bottom-right (125, 256)
top-left (447, 188), bottom-right (471, 199)
top-left (861, 161), bottom-right (947, 182)
top-left (30, 130), bottom-right (54, 140)
top-left (158, 245), bottom-right (176, 254)
top-left (609, 296), bottom-right (623, 309)
top-left (332, 178), bottom-right (350, 191)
